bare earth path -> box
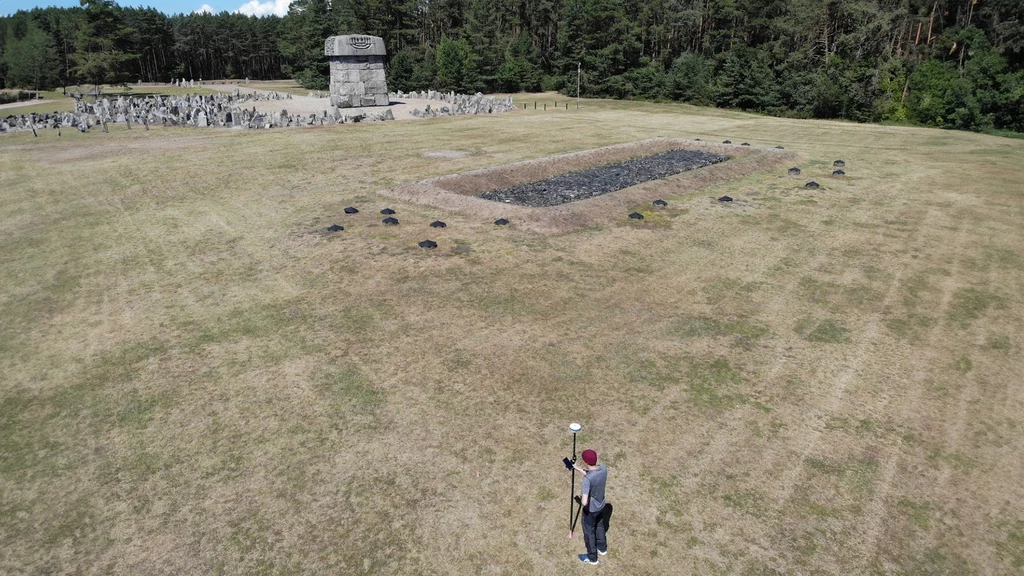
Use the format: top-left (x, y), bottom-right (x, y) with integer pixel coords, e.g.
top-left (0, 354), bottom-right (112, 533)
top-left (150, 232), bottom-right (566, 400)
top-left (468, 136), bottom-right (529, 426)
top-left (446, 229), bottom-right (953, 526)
top-left (0, 96), bottom-right (1022, 575)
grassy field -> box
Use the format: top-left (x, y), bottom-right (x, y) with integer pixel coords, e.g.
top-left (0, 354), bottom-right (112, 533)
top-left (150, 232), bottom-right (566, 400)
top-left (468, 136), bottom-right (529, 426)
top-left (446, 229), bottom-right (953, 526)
top-left (1, 96), bottom-right (1022, 575)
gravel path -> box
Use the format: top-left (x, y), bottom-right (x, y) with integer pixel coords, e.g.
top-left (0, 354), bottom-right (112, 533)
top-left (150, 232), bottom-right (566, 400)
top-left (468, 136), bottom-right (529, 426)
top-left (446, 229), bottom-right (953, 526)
top-left (479, 148), bottom-right (728, 207)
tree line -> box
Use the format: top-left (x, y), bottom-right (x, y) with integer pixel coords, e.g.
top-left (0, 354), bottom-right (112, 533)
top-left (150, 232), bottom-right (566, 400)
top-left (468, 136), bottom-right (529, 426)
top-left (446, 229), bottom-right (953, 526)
top-left (2, 0), bottom-right (1022, 133)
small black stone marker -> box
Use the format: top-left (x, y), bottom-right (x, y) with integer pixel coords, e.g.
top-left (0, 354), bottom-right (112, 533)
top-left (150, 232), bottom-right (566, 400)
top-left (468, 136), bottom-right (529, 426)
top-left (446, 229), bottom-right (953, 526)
top-left (653, 199), bottom-right (668, 207)
top-left (718, 195), bottom-right (733, 202)
top-left (834, 160), bottom-right (846, 167)
top-left (805, 181), bottom-right (820, 189)
top-left (418, 240), bottom-right (438, 249)
top-left (628, 212), bottom-right (644, 220)
top-left (776, 145), bottom-right (785, 149)
top-left (788, 167), bottom-right (801, 176)
top-left (694, 138), bottom-right (702, 141)
top-left (344, 206), bottom-right (359, 214)
top-left (494, 218), bottom-right (510, 226)
top-left (327, 224), bottom-right (344, 232)
top-left (723, 140), bottom-right (732, 144)
top-left (741, 142), bottom-right (750, 146)
top-left (382, 216), bottom-right (399, 225)
top-left (380, 208), bottom-right (396, 215)
top-left (833, 169), bottom-right (845, 176)
top-left (430, 220), bottom-right (447, 228)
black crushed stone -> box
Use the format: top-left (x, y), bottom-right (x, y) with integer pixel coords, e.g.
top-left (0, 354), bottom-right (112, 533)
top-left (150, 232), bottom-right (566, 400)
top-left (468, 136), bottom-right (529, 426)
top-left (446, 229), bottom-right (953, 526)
top-left (478, 149), bottom-right (727, 208)
top-left (805, 181), bottom-right (820, 189)
top-left (788, 167), bottom-right (801, 176)
top-left (741, 142), bottom-right (750, 146)
top-left (834, 160), bottom-right (846, 167)
top-left (494, 218), bottom-right (510, 226)
top-left (723, 140), bottom-right (732, 144)
top-left (718, 195), bottom-right (733, 202)
top-left (833, 169), bottom-right (845, 176)
top-left (694, 138), bottom-right (702, 141)
top-left (776, 145), bottom-right (785, 149)
top-left (382, 217), bottom-right (399, 225)
top-left (344, 206), bottom-right (359, 214)
top-left (628, 212), bottom-right (644, 220)
top-left (327, 224), bottom-right (344, 232)
top-left (653, 199), bottom-right (668, 207)
top-left (418, 240), bottom-right (438, 249)
top-left (430, 220), bottom-right (447, 228)
top-left (380, 208), bottom-right (396, 215)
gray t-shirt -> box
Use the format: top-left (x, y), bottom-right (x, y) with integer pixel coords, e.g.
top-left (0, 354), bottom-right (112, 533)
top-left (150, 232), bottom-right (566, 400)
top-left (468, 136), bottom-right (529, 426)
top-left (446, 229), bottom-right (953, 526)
top-left (581, 464), bottom-right (607, 513)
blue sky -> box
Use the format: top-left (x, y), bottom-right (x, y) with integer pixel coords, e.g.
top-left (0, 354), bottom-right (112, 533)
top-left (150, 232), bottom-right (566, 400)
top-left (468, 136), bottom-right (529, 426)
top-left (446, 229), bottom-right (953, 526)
top-left (1, 0), bottom-right (293, 17)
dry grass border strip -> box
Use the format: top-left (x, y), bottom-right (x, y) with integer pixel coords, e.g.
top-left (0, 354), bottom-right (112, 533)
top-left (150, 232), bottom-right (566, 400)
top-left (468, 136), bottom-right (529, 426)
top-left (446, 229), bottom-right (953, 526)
top-left (383, 138), bottom-right (797, 234)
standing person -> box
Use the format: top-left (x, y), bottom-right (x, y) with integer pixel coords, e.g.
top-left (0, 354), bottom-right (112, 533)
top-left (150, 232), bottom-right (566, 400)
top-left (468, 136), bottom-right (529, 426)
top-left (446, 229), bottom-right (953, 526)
top-left (573, 449), bottom-right (609, 564)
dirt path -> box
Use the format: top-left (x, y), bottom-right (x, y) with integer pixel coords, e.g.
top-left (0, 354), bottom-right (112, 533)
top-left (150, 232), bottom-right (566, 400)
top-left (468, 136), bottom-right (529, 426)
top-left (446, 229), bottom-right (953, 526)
top-left (0, 98), bottom-right (62, 112)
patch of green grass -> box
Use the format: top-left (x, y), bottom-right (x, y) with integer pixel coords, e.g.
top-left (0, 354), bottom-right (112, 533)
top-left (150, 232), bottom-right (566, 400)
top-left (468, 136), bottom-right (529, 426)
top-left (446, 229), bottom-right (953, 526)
top-left (686, 358), bottom-right (745, 411)
top-left (318, 365), bottom-right (384, 419)
top-left (721, 490), bottom-right (770, 518)
top-left (626, 208), bottom-right (673, 228)
top-left (795, 317), bottom-right (851, 343)
top-left (535, 486), bottom-right (556, 502)
top-left (926, 447), bottom-right (977, 473)
top-left (179, 300), bottom-right (320, 351)
top-left (114, 389), bottom-right (162, 429)
top-left (802, 499), bottom-right (843, 519)
top-left (805, 456), bottom-right (879, 498)
top-left (886, 313), bottom-right (937, 341)
top-left (671, 315), bottom-right (770, 342)
top-left (986, 247), bottom-right (1024, 271)
top-left (899, 499), bottom-right (935, 530)
top-left (947, 288), bottom-right (1005, 327)
top-left (799, 276), bottom-right (880, 311)
top-left (475, 292), bottom-right (536, 316)
top-left (951, 355), bottom-right (973, 374)
top-left (621, 357), bottom-right (682, 391)
top-left (995, 520), bottom-right (1024, 569)
top-left (701, 277), bottom-right (743, 304)
top-left (896, 546), bottom-right (976, 576)
top-left (984, 333), bottom-right (1011, 351)
top-left (606, 450), bottom-right (628, 466)
top-left (902, 273), bottom-right (936, 309)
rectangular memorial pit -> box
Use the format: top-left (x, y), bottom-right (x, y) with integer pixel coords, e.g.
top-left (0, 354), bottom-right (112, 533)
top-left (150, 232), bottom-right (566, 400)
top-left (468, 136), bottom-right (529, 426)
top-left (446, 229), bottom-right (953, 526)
top-left (385, 138), bottom-right (796, 234)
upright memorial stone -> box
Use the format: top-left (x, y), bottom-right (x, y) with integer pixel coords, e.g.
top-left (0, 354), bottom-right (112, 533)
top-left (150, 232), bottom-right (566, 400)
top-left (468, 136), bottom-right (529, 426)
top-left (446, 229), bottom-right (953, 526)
top-left (325, 35), bottom-right (390, 107)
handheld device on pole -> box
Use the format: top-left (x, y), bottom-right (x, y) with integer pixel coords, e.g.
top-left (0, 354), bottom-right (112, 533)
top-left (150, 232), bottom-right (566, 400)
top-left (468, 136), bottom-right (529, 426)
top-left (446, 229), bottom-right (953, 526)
top-left (567, 422), bottom-right (582, 538)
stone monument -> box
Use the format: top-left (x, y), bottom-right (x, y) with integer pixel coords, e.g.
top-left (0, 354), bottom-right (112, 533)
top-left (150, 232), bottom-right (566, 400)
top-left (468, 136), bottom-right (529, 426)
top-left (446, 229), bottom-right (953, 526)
top-left (325, 35), bottom-right (389, 107)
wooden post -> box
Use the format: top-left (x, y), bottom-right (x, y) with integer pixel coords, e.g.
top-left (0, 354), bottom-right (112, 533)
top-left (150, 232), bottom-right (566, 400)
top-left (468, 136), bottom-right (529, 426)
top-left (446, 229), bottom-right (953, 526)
top-left (927, 2), bottom-right (937, 44)
top-left (915, 23), bottom-right (922, 45)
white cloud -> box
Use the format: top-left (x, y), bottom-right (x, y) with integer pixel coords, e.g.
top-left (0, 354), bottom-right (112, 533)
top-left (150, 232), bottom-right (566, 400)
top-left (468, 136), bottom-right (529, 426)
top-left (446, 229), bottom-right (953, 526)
top-left (194, 4), bottom-right (216, 13)
top-left (235, 0), bottom-right (292, 17)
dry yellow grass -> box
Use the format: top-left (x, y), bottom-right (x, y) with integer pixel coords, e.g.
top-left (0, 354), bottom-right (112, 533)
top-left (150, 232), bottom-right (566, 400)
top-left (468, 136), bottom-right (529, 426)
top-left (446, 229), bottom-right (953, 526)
top-left (1, 96), bottom-right (1023, 575)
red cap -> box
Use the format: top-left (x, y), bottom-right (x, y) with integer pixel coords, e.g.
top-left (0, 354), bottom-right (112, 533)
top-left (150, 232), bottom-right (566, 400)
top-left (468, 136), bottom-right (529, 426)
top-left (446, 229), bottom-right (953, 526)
top-left (582, 449), bottom-right (598, 466)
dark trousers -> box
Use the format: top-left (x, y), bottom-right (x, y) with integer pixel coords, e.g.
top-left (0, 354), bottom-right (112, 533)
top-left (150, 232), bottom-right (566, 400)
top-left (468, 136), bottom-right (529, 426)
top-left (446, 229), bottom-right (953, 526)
top-left (582, 505), bottom-right (609, 561)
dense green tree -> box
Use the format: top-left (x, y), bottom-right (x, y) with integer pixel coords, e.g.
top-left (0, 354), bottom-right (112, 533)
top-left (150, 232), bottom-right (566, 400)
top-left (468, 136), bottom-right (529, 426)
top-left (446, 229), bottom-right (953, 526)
top-left (435, 36), bottom-right (480, 92)
top-left (1, 0), bottom-right (1022, 134)
top-left (2, 21), bottom-right (60, 90)
top-left (73, 0), bottom-right (135, 89)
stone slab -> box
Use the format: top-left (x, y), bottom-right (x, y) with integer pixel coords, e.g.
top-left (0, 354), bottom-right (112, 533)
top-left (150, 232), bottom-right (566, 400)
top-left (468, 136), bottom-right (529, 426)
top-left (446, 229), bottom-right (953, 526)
top-left (325, 35), bottom-right (386, 57)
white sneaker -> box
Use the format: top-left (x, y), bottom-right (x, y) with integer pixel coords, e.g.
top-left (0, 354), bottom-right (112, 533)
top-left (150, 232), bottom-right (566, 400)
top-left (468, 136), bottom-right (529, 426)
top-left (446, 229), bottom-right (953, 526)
top-left (598, 549), bottom-right (608, 556)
